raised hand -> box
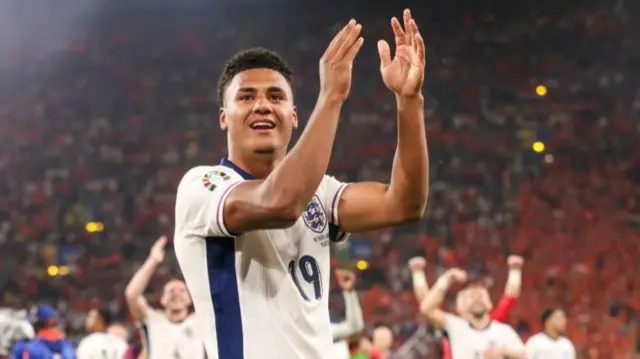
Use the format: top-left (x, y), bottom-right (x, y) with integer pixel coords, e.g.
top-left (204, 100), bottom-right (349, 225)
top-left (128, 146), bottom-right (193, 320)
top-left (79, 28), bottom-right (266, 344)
top-left (148, 235), bottom-right (167, 264)
top-left (443, 268), bottom-right (467, 284)
top-left (319, 19), bottom-right (365, 102)
top-left (408, 256), bottom-right (426, 272)
top-left (378, 9), bottom-right (426, 97)
top-left (507, 255), bottom-right (524, 270)
top-left (335, 269), bottom-right (357, 291)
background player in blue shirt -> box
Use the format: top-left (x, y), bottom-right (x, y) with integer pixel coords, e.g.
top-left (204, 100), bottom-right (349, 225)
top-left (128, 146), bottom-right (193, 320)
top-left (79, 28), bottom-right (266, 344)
top-left (10, 305), bottom-right (76, 359)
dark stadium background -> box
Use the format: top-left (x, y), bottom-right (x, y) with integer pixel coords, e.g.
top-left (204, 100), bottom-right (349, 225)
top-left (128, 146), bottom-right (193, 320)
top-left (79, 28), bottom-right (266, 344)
top-left (0, 0), bottom-right (638, 357)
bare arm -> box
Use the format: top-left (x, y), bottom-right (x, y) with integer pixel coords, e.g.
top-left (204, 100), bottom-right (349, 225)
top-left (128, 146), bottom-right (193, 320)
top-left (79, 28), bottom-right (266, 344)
top-left (333, 10), bottom-right (429, 233)
top-left (124, 259), bottom-right (155, 321)
top-left (408, 257), bottom-right (429, 301)
top-left (125, 237), bottom-right (166, 321)
top-left (419, 268), bottom-right (467, 329)
top-left (504, 255), bottom-right (524, 298)
top-left (223, 22), bottom-right (364, 234)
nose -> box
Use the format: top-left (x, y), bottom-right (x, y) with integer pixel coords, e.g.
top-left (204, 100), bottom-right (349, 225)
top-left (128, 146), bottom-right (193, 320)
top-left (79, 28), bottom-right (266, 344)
top-left (252, 97), bottom-right (272, 115)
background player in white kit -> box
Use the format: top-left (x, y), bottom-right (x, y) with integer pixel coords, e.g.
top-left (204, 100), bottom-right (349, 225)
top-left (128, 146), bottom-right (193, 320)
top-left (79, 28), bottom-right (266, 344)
top-left (330, 269), bottom-right (364, 359)
top-left (125, 236), bottom-right (204, 359)
top-left (525, 308), bottom-right (576, 359)
top-left (76, 308), bottom-right (129, 359)
top-left (174, 9), bottom-right (429, 359)
top-left (0, 308), bottom-right (34, 358)
top-left (420, 269), bottom-right (526, 359)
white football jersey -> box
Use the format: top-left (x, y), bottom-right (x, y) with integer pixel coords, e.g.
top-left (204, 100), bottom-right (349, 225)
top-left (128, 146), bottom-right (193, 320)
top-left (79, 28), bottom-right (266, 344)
top-left (140, 309), bottom-right (204, 359)
top-left (525, 332), bottom-right (576, 359)
top-left (329, 340), bottom-right (350, 359)
top-left (444, 313), bottom-right (524, 359)
top-left (76, 332), bottom-right (129, 359)
top-left (0, 310), bottom-right (35, 356)
top-left (174, 159), bottom-right (350, 359)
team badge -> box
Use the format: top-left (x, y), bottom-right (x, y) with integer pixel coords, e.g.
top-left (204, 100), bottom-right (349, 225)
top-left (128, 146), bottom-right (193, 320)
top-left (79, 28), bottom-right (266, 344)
top-left (302, 195), bottom-right (327, 233)
top-left (184, 326), bottom-right (193, 338)
top-left (202, 169), bottom-right (230, 191)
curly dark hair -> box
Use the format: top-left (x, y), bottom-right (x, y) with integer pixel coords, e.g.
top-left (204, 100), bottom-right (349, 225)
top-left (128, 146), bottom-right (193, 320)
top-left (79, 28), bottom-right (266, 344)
top-left (217, 47), bottom-right (294, 107)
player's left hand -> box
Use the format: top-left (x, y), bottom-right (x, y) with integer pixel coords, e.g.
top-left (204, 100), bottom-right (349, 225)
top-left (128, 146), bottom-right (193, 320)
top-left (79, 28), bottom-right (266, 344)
top-left (507, 255), bottom-right (524, 270)
top-left (378, 9), bottom-right (426, 98)
top-left (335, 269), bottom-right (356, 291)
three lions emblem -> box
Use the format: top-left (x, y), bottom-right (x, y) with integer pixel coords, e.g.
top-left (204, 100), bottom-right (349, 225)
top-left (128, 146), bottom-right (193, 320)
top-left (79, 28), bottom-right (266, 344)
top-left (302, 196), bottom-right (327, 233)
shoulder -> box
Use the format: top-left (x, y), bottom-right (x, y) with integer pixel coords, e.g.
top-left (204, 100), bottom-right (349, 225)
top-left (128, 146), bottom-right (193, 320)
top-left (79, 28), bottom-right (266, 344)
top-left (494, 321), bottom-right (517, 331)
top-left (443, 313), bottom-right (467, 330)
top-left (560, 336), bottom-right (575, 348)
top-left (106, 333), bottom-right (129, 347)
top-left (526, 333), bottom-right (543, 344)
top-left (319, 174), bottom-right (348, 193)
top-left (143, 308), bottom-right (166, 324)
top-left (178, 165), bottom-right (244, 189)
top-left (490, 321), bottom-right (519, 336)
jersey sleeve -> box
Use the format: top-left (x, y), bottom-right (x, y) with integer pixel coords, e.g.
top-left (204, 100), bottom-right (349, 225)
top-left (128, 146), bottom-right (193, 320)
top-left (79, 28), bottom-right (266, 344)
top-left (331, 290), bottom-right (364, 340)
top-left (442, 313), bottom-right (467, 334)
top-left (490, 295), bottom-right (517, 322)
top-left (175, 166), bottom-right (244, 238)
top-left (320, 175), bottom-right (350, 243)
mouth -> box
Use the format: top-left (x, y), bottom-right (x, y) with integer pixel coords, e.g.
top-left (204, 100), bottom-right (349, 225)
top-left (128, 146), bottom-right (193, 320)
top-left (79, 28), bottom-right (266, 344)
top-left (249, 119), bottom-right (276, 131)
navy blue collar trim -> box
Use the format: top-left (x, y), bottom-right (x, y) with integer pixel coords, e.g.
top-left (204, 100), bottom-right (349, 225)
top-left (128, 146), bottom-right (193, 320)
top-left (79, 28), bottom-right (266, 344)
top-left (220, 158), bottom-right (255, 180)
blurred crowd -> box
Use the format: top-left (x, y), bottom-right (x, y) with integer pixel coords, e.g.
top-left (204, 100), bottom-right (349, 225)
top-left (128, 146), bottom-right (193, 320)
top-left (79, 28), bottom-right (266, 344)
top-left (0, 0), bottom-right (638, 358)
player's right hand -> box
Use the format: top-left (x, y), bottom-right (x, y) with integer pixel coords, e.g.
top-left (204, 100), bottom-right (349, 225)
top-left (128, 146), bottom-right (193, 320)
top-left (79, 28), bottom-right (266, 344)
top-left (149, 235), bottom-right (167, 263)
top-left (507, 255), bottom-right (524, 269)
top-left (407, 257), bottom-right (426, 272)
top-left (335, 269), bottom-right (357, 291)
top-left (443, 268), bottom-right (467, 283)
top-left (319, 19), bottom-right (364, 102)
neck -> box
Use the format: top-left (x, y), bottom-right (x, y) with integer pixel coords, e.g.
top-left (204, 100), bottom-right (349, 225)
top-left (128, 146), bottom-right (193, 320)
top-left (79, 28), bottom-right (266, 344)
top-left (228, 146), bottom-right (285, 179)
top-left (164, 308), bottom-right (188, 323)
top-left (469, 314), bottom-right (491, 330)
top-left (91, 324), bottom-right (106, 334)
top-left (544, 328), bottom-right (560, 339)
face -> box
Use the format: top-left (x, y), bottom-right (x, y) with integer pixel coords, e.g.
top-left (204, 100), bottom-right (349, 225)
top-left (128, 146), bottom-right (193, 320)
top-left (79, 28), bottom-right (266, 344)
top-left (548, 309), bottom-right (567, 333)
top-left (220, 68), bottom-right (298, 156)
top-left (160, 280), bottom-right (191, 310)
top-left (372, 326), bottom-right (393, 351)
top-left (458, 286), bottom-right (492, 317)
top-left (85, 309), bottom-right (101, 332)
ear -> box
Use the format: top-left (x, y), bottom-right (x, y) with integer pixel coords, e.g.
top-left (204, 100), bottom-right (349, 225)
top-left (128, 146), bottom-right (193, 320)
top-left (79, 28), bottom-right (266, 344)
top-left (291, 106), bottom-right (298, 129)
top-left (219, 107), bottom-right (228, 131)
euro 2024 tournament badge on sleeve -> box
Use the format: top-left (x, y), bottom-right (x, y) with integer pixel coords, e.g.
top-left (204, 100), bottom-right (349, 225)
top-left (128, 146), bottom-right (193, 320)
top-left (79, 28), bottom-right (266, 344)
top-left (202, 169), bottom-right (230, 191)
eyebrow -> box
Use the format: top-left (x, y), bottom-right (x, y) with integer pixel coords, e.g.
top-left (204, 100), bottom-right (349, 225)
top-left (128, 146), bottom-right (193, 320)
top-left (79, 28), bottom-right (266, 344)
top-left (237, 86), bottom-right (286, 94)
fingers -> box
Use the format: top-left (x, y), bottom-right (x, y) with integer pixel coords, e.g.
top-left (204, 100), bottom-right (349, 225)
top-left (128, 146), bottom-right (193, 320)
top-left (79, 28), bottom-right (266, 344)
top-left (322, 19), bottom-right (355, 60)
top-left (335, 23), bottom-right (363, 60)
top-left (411, 19), bottom-right (426, 64)
top-left (403, 9), bottom-right (413, 47)
top-left (323, 20), bottom-right (363, 62)
top-left (344, 37), bottom-right (364, 62)
top-left (377, 40), bottom-right (391, 69)
top-left (391, 17), bottom-right (405, 47)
